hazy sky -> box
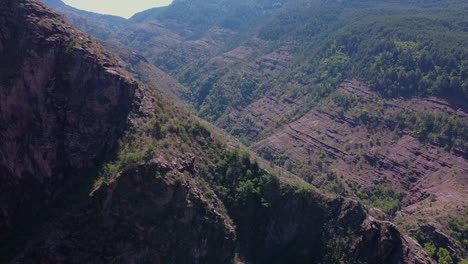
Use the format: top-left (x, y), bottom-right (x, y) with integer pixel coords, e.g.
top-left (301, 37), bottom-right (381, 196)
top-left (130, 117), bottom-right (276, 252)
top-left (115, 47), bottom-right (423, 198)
top-left (63, 0), bottom-right (173, 18)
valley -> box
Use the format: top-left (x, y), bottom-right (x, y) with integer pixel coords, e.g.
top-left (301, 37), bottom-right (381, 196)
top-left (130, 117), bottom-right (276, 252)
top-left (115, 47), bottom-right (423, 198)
top-left (0, 0), bottom-right (466, 263)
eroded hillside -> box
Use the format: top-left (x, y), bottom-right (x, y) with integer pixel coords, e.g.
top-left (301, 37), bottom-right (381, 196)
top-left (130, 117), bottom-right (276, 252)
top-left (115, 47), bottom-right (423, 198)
top-left (250, 81), bottom-right (467, 257)
top-left (0, 1), bottom-right (435, 263)
top-left (40, 0), bottom-right (468, 262)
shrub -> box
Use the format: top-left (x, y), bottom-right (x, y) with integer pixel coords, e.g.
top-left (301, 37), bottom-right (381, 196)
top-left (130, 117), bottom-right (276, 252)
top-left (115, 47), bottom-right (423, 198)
top-left (357, 185), bottom-right (404, 215)
top-left (295, 184), bottom-right (313, 196)
top-left (437, 248), bottom-right (453, 264)
top-left (423, 242), bottom-right (436, 258)
top-left (151, 121), bottom-right (167, 139)
top-left (118, 151), bottom-right (141, 170)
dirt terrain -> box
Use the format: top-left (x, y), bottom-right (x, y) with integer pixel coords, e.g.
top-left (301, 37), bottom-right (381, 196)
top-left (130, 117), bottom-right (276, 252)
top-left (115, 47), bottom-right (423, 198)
top-left (249, 80), bottom-right (467, 258)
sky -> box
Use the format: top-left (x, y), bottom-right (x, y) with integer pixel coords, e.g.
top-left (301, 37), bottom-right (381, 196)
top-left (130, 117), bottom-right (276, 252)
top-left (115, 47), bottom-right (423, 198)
top-left (63, 0), bottom-right (173, 18)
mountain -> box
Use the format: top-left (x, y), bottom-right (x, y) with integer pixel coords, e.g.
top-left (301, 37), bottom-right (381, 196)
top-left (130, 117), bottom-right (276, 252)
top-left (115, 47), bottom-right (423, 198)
top-left (0, 0), bottom-right (137, 244)
top-left (41, 0), bottom-right (128, 39)
top-left (0, 0), bottom-right (436, 263)
top-left (40, 0), bottom-right (468, 262)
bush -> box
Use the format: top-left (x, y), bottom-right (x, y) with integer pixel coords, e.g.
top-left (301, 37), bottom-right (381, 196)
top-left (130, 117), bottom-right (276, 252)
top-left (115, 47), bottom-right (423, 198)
top-left (151, 120), bottom-right (167, 139)
top-left (295, 184), bottom-right (313, 196)
top-left (437, 248), bottom-right (453, 264)
top-left (144, 142), bottom-right (157, 160)
top-left (118, 151), bottom-right (141, 170)
top-left (447, 215), bottom-right (468, 251)
top-left (423, 242), bottom-right (436, 258)
top-left (236, 180), bottom-right (259, 203)
top-left (357, 185), bottom-right (404, 215)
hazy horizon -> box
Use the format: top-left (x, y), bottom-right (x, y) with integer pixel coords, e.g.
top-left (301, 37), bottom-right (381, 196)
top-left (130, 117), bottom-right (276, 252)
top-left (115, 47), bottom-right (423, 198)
top-left (62, 0), bottom-right (173, 18)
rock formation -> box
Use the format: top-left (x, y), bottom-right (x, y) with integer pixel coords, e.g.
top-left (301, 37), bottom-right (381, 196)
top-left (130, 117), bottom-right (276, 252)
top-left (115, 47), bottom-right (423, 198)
top-left (1, 1), bottom-right (435, 263)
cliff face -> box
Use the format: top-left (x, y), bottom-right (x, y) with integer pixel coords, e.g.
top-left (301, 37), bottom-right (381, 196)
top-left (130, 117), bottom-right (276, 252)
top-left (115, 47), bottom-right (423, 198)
top-left (0, 0), bottom-right (136, 240)
top-left (13, 162), bottom-right (237, 264)
top-left (249, 80), bottom-right (468, 258)
top-left (1, 1), bottom-right (435, 263)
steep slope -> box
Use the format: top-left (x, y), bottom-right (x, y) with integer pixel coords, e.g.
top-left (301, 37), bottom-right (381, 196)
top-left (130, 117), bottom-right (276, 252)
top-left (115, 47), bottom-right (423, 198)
top-left (40, 0), bottom-right (185, 100)
top-left (0, 0), bottom-right (137, 242)
top-left (250, 81), bottom-right (467, 259)
top-left (101, 41), bottom-right (185, 101)
top-left (41, 0), bottom-right (128, 39)
top-left (41, 0), bottom-right (468, 120)
top-left (41, 0), bottom-right (468, 262)
top-left (0, 1), bottom-right (435, 263)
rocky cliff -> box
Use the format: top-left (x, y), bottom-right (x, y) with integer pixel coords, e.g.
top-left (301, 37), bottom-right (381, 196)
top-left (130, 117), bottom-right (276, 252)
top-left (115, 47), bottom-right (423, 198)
top-left (0, 0), bottom-right (137, 243)
top-left (1, 1), bottom-right (434, 263)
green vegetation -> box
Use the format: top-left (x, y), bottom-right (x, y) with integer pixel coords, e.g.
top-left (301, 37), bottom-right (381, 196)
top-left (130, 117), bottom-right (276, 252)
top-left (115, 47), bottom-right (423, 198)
top-left (214, 148), bottom-right (280, 208)
top-left (423, 242), bottom-right (437, 258)
top-left (336, 10), bottom-right (467, 100)
top-left (413, 228), bottom-right (458, 263)
top-left (295, 183), bottom-right (313, 196)
top-left (168, 0), bottom-right (468, 128)
top-left (316, 171), bottom-right (346, 196)
top-left (357, 185), bottom-right (404, 215)
top-left (448, 214), bottom-right (468, 252)
top-left (327, 88), bottom-right (468, 157)
top-left (438, 247), bottom-right (454, 264)
top-left (287, 5), bottom-right (468, 100)
top-left (94, 93), bottom-right (214, 187)
top-left (393, 110), bottom-right (468, 150)
top-left (335, 91), bottom-right (468, 151)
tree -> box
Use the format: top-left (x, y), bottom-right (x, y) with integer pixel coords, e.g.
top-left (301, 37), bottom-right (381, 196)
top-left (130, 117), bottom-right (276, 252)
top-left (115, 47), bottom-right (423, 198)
top-left (423, 242), bottom-right (436, 258)
top-left (437, 248), bottom-right (453, 264)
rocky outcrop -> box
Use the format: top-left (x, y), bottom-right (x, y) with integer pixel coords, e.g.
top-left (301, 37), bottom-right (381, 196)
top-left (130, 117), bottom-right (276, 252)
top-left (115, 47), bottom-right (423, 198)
top-left (251, 81), bottom-right (468, 248)
top-left (230, 185), bottom-right (434, 264)
top-left (1, 1), bottom-right (435, 263)
top-left (12, 156), bottom-right (433, 264)
top-left (13, 162), bottom-right (236, 264)
top-left (414, 224), bottom-right (465, 262)
top-left (0, 0), bottom-right (136, 240)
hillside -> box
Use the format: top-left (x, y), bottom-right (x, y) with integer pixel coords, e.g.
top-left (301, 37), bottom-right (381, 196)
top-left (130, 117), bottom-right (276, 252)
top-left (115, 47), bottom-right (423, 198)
top-left (40, 0), bottom-right (468, 262)
top-left (0, 0), bottom-right (436, 263)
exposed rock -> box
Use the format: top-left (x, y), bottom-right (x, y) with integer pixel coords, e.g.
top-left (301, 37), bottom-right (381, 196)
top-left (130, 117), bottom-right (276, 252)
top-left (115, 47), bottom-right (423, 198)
top-left (0, 0), bottom-right (136, 241)
top-left (223, 95), bottom-right (299, 141)
top-left (230, 188), bottom-right (434, 264)
top-left (13, 162), bottom-right (236, 264)
top-left (1, 2), bottom-right (436, 264)
top-left (415, 224), bottom-right (464, 262)
top-left (251, 80), bottom-right (468, 254)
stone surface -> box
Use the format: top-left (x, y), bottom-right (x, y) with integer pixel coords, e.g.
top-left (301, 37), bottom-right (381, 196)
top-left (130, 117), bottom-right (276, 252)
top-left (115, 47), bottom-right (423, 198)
top-left (0, 0), bottom-right (136, 241)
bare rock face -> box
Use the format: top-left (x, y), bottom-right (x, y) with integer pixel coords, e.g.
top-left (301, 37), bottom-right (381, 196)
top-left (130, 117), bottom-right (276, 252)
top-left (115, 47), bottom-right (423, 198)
top-left (250, 80), bottom-right (468, 255)
top-left (0, 0), bottom-right (136, 239)
top-left (13, 162), bottom-right (236, 264)
top-left (230, 187), bottom-right (434, 264)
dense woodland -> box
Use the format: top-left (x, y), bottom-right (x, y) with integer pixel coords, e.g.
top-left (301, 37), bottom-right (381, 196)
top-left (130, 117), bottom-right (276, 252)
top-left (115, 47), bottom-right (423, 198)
top-left (262, 2), bottom-right (468, 100)
top-left (158, 0), bottom-right (468, 124)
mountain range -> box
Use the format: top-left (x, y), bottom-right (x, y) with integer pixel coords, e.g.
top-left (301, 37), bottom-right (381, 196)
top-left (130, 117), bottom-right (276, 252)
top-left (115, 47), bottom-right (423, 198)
top-left (0, 0), bottom-right (466, 263)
